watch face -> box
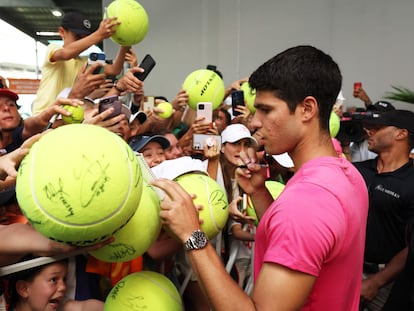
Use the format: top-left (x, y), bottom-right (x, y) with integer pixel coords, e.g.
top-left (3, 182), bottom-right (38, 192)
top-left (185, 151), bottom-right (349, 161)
top-left (186, 230), bottom-right (208, 250)
top-left (193, 230), bottom-right (207, 247)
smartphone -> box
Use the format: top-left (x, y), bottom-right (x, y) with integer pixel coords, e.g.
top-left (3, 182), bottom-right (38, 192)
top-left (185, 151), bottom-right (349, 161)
top-left (231, 90), bottom-right (245, 116)
top-left (134, 54), bottom-right (156, 81)
top-left (354, 82), bottom-right (362, 92)
top-left (88, 52), bottom-right (105, 74)
top-left (197, 102), bottom-right (213, 123)
top-left (99, 95), bottom-right (122, 119)
top-left (142, 96), bottom-right (155, 111)
top-left (193, 134), bottom-right (222, 151)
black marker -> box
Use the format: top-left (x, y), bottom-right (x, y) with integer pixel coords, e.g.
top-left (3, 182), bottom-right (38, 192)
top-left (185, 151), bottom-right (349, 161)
top-left (238, 164), bottom-right (268, 169)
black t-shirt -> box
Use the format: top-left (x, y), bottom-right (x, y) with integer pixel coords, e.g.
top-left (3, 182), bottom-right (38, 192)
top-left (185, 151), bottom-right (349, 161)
top-left (3, 125), bottom-right (24, 154)
top-left (354, 158), bottom-right (414, 263)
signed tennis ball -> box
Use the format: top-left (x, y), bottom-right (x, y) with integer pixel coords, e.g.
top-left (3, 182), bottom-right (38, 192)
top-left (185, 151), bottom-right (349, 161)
top-left (104, 271), bottom-right (183, 311)
top-left (90, 182), bottom-right (161, 262)
top-left (174, 173), bottom-right (228, 239)
top-left (61, 104), bottom-right (84, 124)
top-left (16, 124), bottom-right (143, 246)
top-left (156, 102), bottom-right (173, 119)
top-left (182, 69), bottom-right (225, 110)
top-left (106, 0), bottom-right (149, 46)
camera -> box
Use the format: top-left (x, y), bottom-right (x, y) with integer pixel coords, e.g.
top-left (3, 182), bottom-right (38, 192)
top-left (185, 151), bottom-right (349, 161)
top-left (336, 110), bottom-right (380, 143)
top-left (89, 52), bottom-right (102, 61)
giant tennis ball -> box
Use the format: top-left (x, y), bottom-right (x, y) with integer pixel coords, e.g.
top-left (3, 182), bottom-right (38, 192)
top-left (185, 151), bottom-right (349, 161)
top-left (16, 124), bottom-right (143, 246)
top-left (90, 182), bottom-right (161, 262)
top-left (156, 102), bottom-right (173, 119)
top-left (182, 69), bottom-right (225, 110)
top-left (174, 173), bottom-right (228, 239)
top-left (329, 111), bottom-right (341, 138)
top-left (247, 181), bottom-right (285, 226)
top-left (62, 104), bottom-right (84, 124)
top-left (106, 0), bottom-right (149, 46)
top-left (104, 271), bottom-right (183, 311)
top-left (240, 82), bottom-right (256, 113)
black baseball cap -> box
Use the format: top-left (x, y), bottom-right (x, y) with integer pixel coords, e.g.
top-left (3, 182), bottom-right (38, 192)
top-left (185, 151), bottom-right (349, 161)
top-left (61, 12), bottom-right (92, 35)
top-left (363, 109), bottom-right (414, 133)
top-left (129, 135), bottom-right (170, 152)
top-left (366, 101), bottom-right (395, 112)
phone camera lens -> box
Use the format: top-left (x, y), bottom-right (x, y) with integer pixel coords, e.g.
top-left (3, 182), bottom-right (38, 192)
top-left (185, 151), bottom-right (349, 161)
top-left (199, 104), bottom-right (204, 109)
top-left (90, 53), bottom-right (98, 61)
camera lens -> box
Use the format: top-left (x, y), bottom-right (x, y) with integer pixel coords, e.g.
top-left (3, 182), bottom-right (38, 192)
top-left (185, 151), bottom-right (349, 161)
top-left (199, 104), bottom-right (204, 109)
top-left (90, 53), bottom-right (98, 61)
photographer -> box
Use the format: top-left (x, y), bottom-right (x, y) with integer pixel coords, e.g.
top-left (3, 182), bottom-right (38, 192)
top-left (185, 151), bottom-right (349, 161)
top-left (337, 101), bottom-right (395, 162)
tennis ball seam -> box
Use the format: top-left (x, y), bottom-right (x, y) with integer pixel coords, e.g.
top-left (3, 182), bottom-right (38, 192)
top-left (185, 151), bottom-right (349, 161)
top-left (137, 273), bottom-right (183, 306)
top-left (204, 176), bottom-right (220, 234)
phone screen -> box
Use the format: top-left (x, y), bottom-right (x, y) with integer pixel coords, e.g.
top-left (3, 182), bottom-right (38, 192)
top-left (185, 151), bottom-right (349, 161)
top-left (142, 96), bottom-right (155, 111)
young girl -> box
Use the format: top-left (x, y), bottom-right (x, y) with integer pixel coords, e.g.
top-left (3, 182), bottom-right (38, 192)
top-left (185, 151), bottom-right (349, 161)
top-left (7, 259), bottom-right (103, 311)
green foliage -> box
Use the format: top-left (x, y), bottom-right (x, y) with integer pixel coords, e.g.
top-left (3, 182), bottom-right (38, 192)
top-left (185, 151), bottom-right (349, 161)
top-left (384, 86), bottom-right (414, 104)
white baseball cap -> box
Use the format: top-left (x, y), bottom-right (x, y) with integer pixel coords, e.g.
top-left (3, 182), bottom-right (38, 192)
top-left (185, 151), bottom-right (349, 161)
top-left (151, 156), bottom-right (207, 180)
top-left (221, 123), bottom-right (258, 146)
top-left (272, 153), bottom-right (294, 168)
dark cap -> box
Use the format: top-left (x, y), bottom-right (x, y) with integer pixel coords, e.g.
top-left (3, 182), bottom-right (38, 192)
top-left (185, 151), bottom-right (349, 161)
top-left (61, 12), bottom-right (92, 35)
top-left (363, 109), bottom-right (414, 133)
top-left (130, 111), bottom-right (147, 124)
top-left (366, 101), bottom-right (395, 112)
top-left (129, 135), bottom-right (170, 152)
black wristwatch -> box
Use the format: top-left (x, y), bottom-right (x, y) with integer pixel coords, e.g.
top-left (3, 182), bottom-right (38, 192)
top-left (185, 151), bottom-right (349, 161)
top-left (184, 230), bottom-right (208, 251)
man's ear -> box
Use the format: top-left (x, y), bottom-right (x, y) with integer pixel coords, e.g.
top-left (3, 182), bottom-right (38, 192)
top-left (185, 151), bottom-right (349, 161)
top-left (299, 96), bottom-right (318, 122)
top-left (58, 26), bottom-right (65, 38)
top-left (15, 280), bottom-right (30, 298)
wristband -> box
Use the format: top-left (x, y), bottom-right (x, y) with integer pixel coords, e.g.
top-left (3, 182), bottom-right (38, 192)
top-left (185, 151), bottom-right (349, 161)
top-left (113, 81), bottom-right (125, 93)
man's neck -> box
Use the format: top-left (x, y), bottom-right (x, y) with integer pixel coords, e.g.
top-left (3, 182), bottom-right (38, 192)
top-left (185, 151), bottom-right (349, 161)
top-left (377, 150), bottom-right (410, 173)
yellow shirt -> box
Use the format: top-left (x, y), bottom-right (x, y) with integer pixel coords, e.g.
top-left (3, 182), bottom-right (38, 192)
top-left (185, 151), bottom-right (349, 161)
top-left (32, 43), bottom-right (86, 115)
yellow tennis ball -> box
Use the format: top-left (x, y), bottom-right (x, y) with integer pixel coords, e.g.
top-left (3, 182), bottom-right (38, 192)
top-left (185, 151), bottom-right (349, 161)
top-left (329, 111), bottom-right (341, 138)
top-left (182, 69), bottom-right (225, 110)
top-left (247, 181), bottom-right (285, 226)
top-left (104, 271), bottom-right (183, 311)
top-left (174, 173), bottom-right (228, 239)
top-left (61, 104), bottom-right (84, 124)
top-left (156, 102), bottom-right (173, 119)
top-left (16, 124), bottom-right (143, 246)
top-left (90, 182), bottom-right (161, 262)
top-left (240, 82), bottom-right (256, 113)
top-left (106, 0), bottom-right (149, 46)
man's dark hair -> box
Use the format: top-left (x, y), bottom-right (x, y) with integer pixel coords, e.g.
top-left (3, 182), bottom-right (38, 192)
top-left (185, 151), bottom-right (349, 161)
top-left (249, 45), bottom-right (342, 132)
